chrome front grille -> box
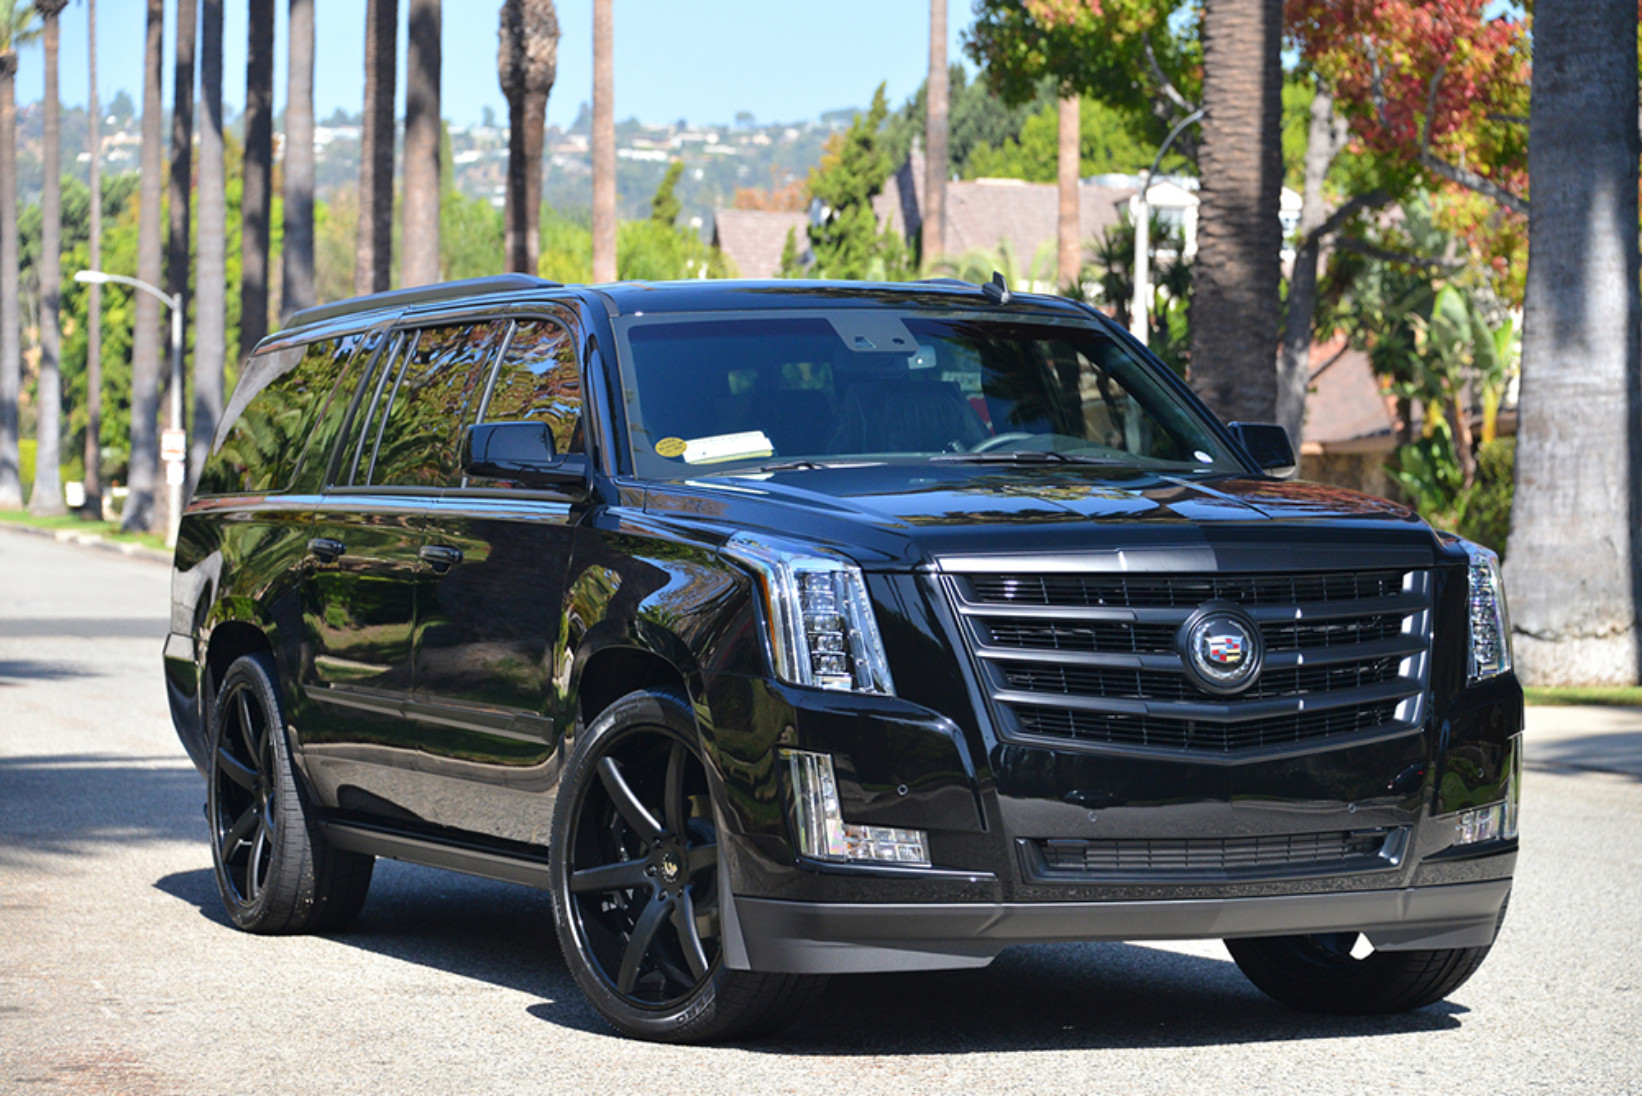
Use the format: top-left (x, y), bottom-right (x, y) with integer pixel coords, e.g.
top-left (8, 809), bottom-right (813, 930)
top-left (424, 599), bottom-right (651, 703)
top-left (945, 563), bottom-right (1433, 759)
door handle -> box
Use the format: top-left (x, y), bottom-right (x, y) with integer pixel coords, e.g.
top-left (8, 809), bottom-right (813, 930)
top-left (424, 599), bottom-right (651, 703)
top-left (306, 537), bottom-right (346, 563)
top-left (418, 544), bottom-right (463, 572)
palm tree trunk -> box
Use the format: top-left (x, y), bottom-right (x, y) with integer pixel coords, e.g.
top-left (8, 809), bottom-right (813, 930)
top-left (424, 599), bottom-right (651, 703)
top-left (402, 0), bottom-right (441, 287)
top-left (164, 0), bottom-right (194, 512)
top-left (499, 0), bottom-right (560, 276)
top-left (1504, 0), bottom-right (1641, 685)
top-left (356, 0), bottom-right (396, 295)
top-left (1190, 0), bottom-right (1284, 424)
top-left (1275, 80), bottom-right (1346, 456)
top-left (281, 0), bottom-right (314, 317)
top-left (123, 0), bottom-right (165, 533)
top-left (0, 53), bottom-right (20, 510)
top-left (240, 0), bottom-right (273, 358)
top-left (1057, 94), bottom-right (1079, 288)
top-left (192, 0), bottom-right (225, 494)
top-left (923, 0), bottom-right (947, 267)
top-left (29, 1), bottom-right (68, 516)
top-left (590, 0), bottom-right (614, 282)
top-left (80, 0), bottom-right (102, 519)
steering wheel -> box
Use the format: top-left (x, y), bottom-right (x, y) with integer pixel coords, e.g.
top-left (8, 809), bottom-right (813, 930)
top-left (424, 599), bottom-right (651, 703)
top-left (971, 432), bottom-right (1037, 453)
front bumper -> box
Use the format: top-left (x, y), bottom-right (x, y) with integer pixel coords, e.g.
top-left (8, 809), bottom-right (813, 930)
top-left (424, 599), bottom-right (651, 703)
top-left (724, 875), bottom-right (1513, 974)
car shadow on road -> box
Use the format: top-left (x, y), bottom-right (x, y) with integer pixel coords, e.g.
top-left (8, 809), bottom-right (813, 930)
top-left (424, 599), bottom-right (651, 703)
top-left (154, 858), bottom-right (618, 1037)
top-left (156, 853), bottom-right (1466, 1053)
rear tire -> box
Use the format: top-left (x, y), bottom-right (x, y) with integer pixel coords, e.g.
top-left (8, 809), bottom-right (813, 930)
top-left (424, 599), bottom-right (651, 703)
top-left (206, 652), bottom-right (374, 934)
top-left (1225, 932), bottom-right (1492, 1014)
top-left (549, 689), bottom-right (825, 1042)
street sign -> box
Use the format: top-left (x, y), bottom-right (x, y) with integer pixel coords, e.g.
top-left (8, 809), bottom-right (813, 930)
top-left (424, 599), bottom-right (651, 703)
top-left (160, 428), bottom-right (187, 464)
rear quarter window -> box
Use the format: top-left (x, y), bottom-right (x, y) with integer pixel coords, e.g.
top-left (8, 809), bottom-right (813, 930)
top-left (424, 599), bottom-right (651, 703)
top-left (196, 336), bottom-right (359, 496)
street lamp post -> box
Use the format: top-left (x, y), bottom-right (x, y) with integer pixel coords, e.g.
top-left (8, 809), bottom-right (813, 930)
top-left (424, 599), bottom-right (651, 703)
top-left (1130, 107), bottom-right (1204, 349)
top-left (74, 269), bottom-right (185, 548)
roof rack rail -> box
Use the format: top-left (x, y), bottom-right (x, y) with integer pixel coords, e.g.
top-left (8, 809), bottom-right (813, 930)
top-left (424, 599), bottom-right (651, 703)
top-left (913, 277), bottom-right (979, 290)
top-left (283, 273), bottom-right (564, 330)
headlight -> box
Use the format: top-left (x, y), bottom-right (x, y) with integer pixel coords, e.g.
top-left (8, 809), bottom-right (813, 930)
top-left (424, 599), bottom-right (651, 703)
top-left (1462, 541), bottom-right (1512, 682)
top-left (722, 532), bottom-right (895, 695)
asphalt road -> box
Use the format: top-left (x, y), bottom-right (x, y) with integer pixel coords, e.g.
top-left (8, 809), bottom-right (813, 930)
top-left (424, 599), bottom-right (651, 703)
top-left (2, 525), bottom-right (1639, 1096)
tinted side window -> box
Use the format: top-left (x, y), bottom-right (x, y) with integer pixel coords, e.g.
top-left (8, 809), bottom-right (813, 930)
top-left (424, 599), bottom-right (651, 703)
top-left (368, 322), bottom-right (506, 488)
top-left (478, 319), bottom-right (583, 455)
top-left (197, 337), bottom-right (355, 495)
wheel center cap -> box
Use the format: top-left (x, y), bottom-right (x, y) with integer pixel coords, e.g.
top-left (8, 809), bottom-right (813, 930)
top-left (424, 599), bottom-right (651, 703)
top-left (659, 853), bottom-right (683, 885)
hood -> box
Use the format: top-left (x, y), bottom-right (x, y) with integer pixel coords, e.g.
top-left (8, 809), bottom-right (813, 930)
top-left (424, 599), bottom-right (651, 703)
top-left (640, 462), bottom-right (1440, 569)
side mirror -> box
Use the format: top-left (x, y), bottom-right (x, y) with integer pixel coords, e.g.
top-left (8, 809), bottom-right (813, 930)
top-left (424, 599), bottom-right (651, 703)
top-left (1227, 422), bottom-right (1297, 478)
top-left (461, 421), bottom-right (587, 489)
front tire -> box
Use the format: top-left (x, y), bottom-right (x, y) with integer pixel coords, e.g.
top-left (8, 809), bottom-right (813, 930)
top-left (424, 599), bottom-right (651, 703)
top-left (1225, 932), bottom-right (1493, 1014)
top-left (549, 689), bottom-right (823, 1043)
top-left (206, 652), bottom-right (374, 934)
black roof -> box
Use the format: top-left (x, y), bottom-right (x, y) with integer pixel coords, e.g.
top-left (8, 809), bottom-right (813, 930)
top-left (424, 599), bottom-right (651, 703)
top-left (277, 275), bottom-right (1085, 338)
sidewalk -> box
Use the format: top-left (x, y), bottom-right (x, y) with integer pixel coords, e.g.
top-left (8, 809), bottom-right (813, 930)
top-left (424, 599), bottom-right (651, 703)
top-left (1524, 705), bottom-right (1642, 778)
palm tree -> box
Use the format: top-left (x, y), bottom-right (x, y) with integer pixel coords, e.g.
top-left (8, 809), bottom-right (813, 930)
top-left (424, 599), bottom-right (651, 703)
top-left (281, 0), bottom-right (314, 318)
top-left (498, 0), bottom-right (560, 275)
top-left (402, 0), bottom-right (441, 286)
top-left (355, 0), bottom-right (396, 295)
top-left (27, 0), bottom-right (67, 516)
top-left (922, 0), bottom-right (946, 266)
top-left (1056, 93), bottom-right (1079, 287)
top-left (80, 0), bottom-right (101, 519)
top-left (164, 0), bottom-right (194, 504)
top-left (1504, 0), bottom-right (1641, 685)
top-left (590, 0), bottom-right (614, 282)
top-left (122, 0), bottom-right (164, 533)
top-left (1189, 0), bottom-right (1284, 424)
top-left (0, 2), bottom-right (38, 511)
top-left (192, 0), bottom-right (225, 491)
top-left (240, 0), bottom-right (273, 358)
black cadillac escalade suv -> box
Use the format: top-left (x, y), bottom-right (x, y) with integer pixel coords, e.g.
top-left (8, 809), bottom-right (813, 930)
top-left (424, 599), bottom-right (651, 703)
top-left (163, 274), bottom-right (1520, 1042)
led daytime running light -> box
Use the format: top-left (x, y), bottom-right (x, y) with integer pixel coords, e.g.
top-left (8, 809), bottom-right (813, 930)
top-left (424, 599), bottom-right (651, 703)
top-left (724, 533), bottom-right (895, 695)
top-left (1462, 541), bottom-right (1512, 683)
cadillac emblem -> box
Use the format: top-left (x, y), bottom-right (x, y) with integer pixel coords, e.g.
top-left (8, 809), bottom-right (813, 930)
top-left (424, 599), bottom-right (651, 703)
top-left (1179, 604), bottom-right (1264, 695)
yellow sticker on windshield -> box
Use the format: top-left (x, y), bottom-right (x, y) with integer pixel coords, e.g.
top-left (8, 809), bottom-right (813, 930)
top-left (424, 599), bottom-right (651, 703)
top-left (655, 436), bottom-right (687, 459)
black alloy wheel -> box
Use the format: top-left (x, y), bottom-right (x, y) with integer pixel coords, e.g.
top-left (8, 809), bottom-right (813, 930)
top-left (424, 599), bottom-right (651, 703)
top-left (205, 652), bottom-right (373, 934)
top-left (210, 670), bottom-right (280, 908)
top-left (550, 689), bottom-right (822, 1042)
top-left (567, 726), bottom-right (720, 1005)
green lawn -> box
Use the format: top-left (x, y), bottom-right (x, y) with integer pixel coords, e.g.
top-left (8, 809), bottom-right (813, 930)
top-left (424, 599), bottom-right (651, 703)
top-left (0, 510), bottom-right (169, 553)
top-left (1524, 685), bottom-right (1642, 707)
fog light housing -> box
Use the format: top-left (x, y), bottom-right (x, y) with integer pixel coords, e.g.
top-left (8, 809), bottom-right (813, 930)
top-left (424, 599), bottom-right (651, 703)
top-left (782, 749), bottom-right (929, 866)
top-left (1454, 737), bottom-right (1521, 846)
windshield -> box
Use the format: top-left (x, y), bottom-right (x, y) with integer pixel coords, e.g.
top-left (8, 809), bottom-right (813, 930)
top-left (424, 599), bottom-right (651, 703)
top-left (613, 310), bottom-right (1241, 478)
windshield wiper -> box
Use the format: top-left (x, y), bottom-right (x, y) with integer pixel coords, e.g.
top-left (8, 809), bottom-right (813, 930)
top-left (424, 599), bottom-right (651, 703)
top-left (929, 450), bottom-right (1120, 465)
top-left (745, 458), bottom-right (832, 473)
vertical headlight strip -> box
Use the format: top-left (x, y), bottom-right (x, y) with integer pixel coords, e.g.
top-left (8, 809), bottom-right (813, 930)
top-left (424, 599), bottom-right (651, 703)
top-left (723, 532), bottom-right (895, 695)
top-left (1462, 541), bottom-right (1512, 682)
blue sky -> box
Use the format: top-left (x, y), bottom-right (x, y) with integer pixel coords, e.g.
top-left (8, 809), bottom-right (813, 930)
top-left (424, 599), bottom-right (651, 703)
top-left (15, 1), bottom-right (976, 128)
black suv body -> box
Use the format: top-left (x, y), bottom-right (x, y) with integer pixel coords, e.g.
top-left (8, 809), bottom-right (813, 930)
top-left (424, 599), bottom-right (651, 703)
top-left (164, 276), bottom-right (1520, 1041)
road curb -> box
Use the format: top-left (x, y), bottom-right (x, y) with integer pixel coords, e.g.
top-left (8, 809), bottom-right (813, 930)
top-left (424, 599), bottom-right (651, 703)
top-left (0, 519), bottom-right (173, 565)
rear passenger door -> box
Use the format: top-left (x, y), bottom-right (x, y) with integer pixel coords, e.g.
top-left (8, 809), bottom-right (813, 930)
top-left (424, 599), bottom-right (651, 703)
top-left (296, 321), bottom-right (506, 824)
top-left (407, 314), bottom-right (588, 841)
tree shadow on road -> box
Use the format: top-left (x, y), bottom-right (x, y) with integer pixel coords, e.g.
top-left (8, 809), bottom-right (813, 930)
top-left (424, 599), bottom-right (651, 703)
top-left (0, 659), bottom-right (103, 685)
top-left (0, 754), bottom-right (202, 864)
top-left (1527, 732), bottom-right (1642, 782)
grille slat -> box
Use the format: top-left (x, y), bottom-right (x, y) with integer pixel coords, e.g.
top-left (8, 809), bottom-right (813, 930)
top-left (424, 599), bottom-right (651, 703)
top-left (946, 565), bottom-right (1432, 758)
top-left (1037, 829), bottom-right (1392, 875)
